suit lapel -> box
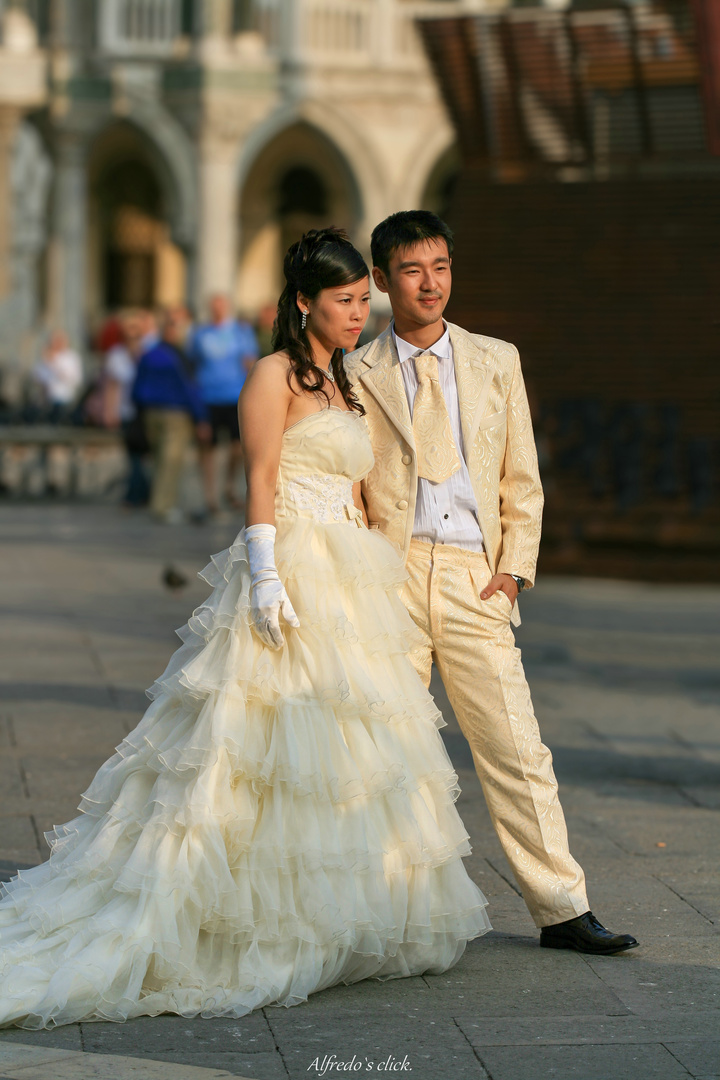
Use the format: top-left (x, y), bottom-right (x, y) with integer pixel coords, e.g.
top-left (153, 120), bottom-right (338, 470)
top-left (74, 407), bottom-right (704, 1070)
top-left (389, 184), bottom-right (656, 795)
top-left (360, 329), bottom-right (415, 448)
top-left (449, 323), bottom-right (494, 450)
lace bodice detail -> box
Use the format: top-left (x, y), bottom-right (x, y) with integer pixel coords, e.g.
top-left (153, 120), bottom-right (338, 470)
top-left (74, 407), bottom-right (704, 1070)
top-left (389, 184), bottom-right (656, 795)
top-left (285, 475), bottom-right (354, 524)
top-left (275, 407), bottom-right (373, 525)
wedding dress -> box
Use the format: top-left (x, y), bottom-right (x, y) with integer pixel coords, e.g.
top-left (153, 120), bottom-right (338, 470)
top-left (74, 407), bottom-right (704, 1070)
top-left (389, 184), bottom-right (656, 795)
top-left (0, 406), bottom-right (490, 1029)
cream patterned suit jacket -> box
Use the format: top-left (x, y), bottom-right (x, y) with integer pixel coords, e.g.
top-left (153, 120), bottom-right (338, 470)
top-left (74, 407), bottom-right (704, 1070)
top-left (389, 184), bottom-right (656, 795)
top-left (344, 322), bottom-right (544, 627)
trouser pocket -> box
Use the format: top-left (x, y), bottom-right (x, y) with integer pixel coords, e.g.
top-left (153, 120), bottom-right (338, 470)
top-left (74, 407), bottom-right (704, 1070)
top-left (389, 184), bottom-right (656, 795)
top-left (468, 564), bottom-right (513, 618)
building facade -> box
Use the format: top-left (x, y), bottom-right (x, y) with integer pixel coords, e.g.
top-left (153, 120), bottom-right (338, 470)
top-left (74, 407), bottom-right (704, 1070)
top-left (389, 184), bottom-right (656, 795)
top-left (0, 0), bottom-right (506, 401)
top-left (422, 0), bottom-right (720, 578)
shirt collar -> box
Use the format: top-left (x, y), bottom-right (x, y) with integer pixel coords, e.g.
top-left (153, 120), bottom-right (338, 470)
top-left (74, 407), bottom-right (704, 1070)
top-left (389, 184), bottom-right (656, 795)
top-left (392, 321), bottom-right (452, 365)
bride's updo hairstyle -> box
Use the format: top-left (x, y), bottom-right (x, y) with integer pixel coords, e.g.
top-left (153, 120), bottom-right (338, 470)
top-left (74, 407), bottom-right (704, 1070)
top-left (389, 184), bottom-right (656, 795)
top-left (272, 227), bottom-right (367, 414)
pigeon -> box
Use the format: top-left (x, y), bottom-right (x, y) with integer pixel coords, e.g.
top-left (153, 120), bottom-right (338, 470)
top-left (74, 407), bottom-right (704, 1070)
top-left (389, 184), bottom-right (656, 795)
top-left (162, 564), bottom-right (189, 591)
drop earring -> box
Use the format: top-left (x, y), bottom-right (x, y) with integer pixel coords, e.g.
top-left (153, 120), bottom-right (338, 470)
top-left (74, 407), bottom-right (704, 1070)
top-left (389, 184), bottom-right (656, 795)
top-left (301, 310), bottom-right (308, 330)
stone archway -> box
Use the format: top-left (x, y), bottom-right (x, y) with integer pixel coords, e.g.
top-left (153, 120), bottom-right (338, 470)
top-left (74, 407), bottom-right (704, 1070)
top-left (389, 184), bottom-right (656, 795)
top-left (236, 121), bottom-right (364, 317)
top-left (100, 100), bottom-right (198, 253)
top-left (86, 120), bottom-right (190, 320)
top-left (420, 145), bottom-right (462, 221)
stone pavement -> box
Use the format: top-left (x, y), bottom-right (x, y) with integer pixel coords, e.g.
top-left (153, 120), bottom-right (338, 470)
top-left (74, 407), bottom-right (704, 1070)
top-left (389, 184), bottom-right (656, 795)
top-left (0, 504), bottom-right (718, 1080)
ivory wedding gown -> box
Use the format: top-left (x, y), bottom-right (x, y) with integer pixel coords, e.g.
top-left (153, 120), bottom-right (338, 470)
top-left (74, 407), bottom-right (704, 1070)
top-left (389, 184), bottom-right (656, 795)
top-left (0, 406), bottom-right (490, 1029)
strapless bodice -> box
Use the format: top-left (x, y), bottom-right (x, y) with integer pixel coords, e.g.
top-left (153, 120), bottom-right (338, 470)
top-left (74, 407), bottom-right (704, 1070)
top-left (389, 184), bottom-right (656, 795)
top-left (275, 407), bottom-right (374, 526)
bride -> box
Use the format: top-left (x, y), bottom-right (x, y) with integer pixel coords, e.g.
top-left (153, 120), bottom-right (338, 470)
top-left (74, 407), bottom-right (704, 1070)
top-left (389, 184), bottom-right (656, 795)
top-left (0, 228), bottom-right (490, 1029)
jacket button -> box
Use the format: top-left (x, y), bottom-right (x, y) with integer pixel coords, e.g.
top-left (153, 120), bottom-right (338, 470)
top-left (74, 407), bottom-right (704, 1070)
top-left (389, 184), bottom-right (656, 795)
top-left (397, 499), bottom-right (408, 510)
top-left (402, 454), bottom-right (411, 465)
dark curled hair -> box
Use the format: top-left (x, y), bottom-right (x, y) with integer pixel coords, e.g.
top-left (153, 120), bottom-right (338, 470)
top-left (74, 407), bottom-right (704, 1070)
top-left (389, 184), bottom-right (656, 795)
top-left (371, 210), bottom-right (454, 276)
top-left (272, 227), bottom-right (368, 414)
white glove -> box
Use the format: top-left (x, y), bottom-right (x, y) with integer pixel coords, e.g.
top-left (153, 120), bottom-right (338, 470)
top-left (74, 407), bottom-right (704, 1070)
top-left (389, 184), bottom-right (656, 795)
top-left (245, 523), bottom-right (300, 649)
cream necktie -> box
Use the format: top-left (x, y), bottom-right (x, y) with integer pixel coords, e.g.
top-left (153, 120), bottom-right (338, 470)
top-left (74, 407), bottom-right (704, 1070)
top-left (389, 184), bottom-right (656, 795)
top-left (412, 352), bottom-right (462, 484)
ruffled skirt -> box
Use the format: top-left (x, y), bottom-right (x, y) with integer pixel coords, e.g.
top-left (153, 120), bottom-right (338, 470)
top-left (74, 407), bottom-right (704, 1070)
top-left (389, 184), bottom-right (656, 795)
top-left (0, 518), bottom-right (490, 1029)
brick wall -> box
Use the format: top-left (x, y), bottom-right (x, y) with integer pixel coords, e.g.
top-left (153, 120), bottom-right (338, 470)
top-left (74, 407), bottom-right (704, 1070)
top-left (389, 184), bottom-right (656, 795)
top-left (445, 169), bottom-right (720, 579)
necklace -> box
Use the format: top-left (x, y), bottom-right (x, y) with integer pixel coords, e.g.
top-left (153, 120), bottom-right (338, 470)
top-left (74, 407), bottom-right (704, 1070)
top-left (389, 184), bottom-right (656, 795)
top-left (315, 363), bottom-right (335, 383)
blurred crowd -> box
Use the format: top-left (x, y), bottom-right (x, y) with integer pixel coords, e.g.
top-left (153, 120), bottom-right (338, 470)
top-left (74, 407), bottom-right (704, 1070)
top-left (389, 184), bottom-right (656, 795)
top-left (16, 296), bottom-right (269, 524)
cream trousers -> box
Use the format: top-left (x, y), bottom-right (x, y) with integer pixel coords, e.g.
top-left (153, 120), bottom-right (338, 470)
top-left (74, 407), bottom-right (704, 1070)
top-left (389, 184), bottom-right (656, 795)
top-left (402, 539), bottom-right (589, 927)
top-left (144, 408), bottom-right (194, 517)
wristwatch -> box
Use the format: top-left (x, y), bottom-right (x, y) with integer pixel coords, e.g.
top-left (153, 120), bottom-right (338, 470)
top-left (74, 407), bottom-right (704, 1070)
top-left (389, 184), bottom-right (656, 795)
top-left (510, 575), bottom-right (526, 592)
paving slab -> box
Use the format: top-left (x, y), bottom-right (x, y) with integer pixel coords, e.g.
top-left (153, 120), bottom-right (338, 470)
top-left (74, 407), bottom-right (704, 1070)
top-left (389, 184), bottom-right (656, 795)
top-left (473, 1041), bottom-right (691, 1080)
top-left (454, 1013), bottom-right (720, 1045)
top-left (80, 1014), bottom-right (275, 1057)
top-left (6, 706), bottom-right (128, 750)
top-left (420, 935), bottom-right (633, 1017)
top-left (119, 1052), bottom-right (285, 1080)
top-left (0, 1026), bottom-right (83, 1052)
top-left (0, 1042), bottom-right (247, 1079)
top-left (264, 1011), bottom-right (488, 1080)
top-left (664, 1041), bottom-right (720, 1078)
top-left (0, 762), bottom-right (24, 804)
top-left (582, 954), bottom-right (720, 1017)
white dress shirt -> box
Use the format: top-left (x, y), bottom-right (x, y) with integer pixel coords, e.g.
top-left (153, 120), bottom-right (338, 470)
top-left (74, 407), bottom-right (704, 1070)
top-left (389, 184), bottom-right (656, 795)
top-left (393, 323), bottom-right (485, 553)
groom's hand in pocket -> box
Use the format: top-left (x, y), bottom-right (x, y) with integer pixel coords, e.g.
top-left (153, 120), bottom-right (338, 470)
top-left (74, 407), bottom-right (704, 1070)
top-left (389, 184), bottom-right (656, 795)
top-left (480, 573), bottom-right (518, 605)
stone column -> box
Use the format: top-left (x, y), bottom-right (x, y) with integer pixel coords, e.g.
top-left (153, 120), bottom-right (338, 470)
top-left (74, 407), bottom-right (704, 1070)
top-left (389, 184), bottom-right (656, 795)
top-left (196, 136), bottom-right (238, 309)
top-left (48, 131), bottom-right (87, 347)
top-left (0, 107), bottom-right (20, 298)
top-left (199, 0), bottom-right (233, 37)
top-left (375, 0), bottom-right (394, 68)
top-left (280, 0), bottom-right (304, 66)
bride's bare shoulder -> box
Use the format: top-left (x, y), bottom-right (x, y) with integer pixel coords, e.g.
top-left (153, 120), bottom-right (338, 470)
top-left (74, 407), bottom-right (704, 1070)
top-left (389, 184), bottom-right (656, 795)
top-left (241, 351), bottom-right (293, 397)
top-left (250, 349), bottom-right (292, 376)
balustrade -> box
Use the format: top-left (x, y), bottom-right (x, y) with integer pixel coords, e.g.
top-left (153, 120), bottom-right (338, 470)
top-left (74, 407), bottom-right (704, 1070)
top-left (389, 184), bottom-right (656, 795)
top-left (91, 0), bottom-right (475, 67)
top-left (99, 0), bottom-right (183, 55)
top-left (248, 0), bottom-right (471, 68)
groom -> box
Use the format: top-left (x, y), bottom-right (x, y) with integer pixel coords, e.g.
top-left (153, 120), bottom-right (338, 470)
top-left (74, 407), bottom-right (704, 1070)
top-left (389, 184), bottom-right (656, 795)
top-left (345, 211), bottom-right (637, 954)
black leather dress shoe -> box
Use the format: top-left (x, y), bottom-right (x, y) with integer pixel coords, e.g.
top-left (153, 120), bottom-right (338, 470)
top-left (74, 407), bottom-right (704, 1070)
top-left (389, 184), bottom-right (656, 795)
top-left (540, 911), bottom-right (639, 955)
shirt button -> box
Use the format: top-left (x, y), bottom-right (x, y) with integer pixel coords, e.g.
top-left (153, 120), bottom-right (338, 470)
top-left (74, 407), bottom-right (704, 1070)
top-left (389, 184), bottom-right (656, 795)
top-left (397, 500), bottom-right (408, 510)
top-left (443, 514), bottom-right (449, 520)
top-left (402, 454), bottom-right (411, 465)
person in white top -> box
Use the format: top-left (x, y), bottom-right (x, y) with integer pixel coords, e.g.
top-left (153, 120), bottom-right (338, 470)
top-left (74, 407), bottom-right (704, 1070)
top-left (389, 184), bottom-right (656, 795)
top-left (345, 210), bottom-right (638, 957)
top-left (33, 331), bottom-right (83, 423)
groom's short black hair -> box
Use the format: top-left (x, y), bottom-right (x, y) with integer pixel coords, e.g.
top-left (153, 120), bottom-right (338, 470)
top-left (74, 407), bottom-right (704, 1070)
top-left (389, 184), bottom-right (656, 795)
top-left (371, 211), bottom-right (454, 276)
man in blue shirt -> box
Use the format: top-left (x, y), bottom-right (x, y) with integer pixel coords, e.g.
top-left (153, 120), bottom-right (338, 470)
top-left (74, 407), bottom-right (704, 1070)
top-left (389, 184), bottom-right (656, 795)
top-left (190, 294), bottom-right (259, 514)
top-left (133, 306), bottom-right (210, 523)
